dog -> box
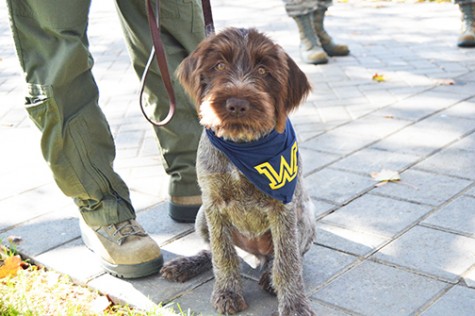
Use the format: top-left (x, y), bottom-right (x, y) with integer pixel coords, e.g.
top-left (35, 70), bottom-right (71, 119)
top-left (160, 27), bottom-right (316, 316)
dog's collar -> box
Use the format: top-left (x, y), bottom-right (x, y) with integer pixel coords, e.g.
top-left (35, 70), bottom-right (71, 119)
top-left (206, 119), bottom-right (298, 204)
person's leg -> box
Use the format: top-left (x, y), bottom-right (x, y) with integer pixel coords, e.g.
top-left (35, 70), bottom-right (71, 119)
top-left (115, 0), bottom-right (205, 222)
top-left (283, 0), bottom-right (329, 64)
top-left (313, 0), bottom-right (349, 56)
top-left (455, 0), bottom-right (475, 47)
top-left (6, 0), bottom-right (162, 278)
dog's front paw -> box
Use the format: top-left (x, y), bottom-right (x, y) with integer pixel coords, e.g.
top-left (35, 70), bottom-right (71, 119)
top-left (160, 258), bottom-right (194, 282)
top-left (212, 289), bottom-right (248, 315)
top-left (160, 250), bottom-right (212, 282)
top-left (280, 303), bottom-right (315, 316)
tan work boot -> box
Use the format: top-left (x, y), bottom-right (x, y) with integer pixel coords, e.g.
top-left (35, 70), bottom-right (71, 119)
top-left (169, 195), bottom-right (202, 223)
top-left (458, 3), bottom-right (475, 48)
top-left (292, 13), bottom-right (329, 65)
top-left (80, 219), bottom-right (163, 278)
top-left (312, 7), bottom-right (350, 57)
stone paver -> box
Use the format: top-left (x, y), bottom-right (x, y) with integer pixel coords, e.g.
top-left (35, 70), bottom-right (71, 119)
top-left (321, 193), bottom-right (432, 237)
top-left (1, 1), bottom-right (475, 315)
top-left (415, 146), bottom-right (475, 180)
top-left (465, 266), bottom-right (475, 288)
top-left (173, 278), bottom-right (277, 316)
top-left (305, 167), bottom-right (376, 204)
top-left (35, 238), bottom-right (105, 282)
top-left (313, 261), bottom-right (448, 316)
top-left (301, 129), bottom-right (379, 155)
top-left (452, 128), bottom-right (475, 152)
top-left (373, 122), bottom-right (468, 157)
top-left (373, 91), bottom-right (469, 122)
top-left (421, 195), bottom-right (475, 237)
top-left (421, 285), bottom-right (475, 316)
top-left (374, 226), bottom-right (475, 283)
top-left (2, 208), bottom-right (80, 256)
top-left (316, 221), bottom-right (389, 257)
top-left (331, 146), bottom-right (420, 176)
top-left (373, 169), bottom-right (472, 206)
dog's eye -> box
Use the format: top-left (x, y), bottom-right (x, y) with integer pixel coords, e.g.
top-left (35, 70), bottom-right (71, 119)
top-left (215, 63), bottom-right (226, 71)
top-left (257, 67), bottom-right (267, 75)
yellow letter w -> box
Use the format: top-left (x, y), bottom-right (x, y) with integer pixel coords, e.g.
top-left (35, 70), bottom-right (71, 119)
top-left (254, 142), bottom-right (298, 190)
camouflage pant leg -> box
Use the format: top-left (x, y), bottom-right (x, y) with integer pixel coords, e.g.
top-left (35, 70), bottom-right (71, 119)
top-left (454, 0), bottom-right (475, 4)
top-left (283, 0), bottom-right (333, 17)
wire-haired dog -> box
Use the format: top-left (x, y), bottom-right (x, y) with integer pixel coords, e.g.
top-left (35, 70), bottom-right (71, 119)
top-left (160, 27), bottom-right (316, 316)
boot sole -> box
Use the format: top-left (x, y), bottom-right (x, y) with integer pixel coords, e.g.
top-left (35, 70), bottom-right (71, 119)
top-left (101, 255), bottom-right (164, 279)
top-left (169, 202), bottom-right (200, 223)
top-left (322, 45), bottom-right (350, 57)
top-left (324, 49), bottom-right (350, 57)
top-left (458, 41), bottom-right (475, 47)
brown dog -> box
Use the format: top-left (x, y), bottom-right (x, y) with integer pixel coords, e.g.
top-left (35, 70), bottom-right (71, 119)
top-left (160, 27), bottom-right (316, 316)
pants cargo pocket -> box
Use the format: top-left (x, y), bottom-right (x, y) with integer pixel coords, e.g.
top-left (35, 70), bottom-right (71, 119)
top-left (25, 84), bottom-right (59, 131)
top-left (25, 83), bottom-right (85, 197)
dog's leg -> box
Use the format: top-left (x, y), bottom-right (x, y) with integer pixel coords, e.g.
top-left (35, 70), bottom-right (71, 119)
top-left (269, 205), bottom-right (315, 316)
top-left (207, 208), bottom-right (248, 315)
top-left (258, 257), bottom-right (276, 296)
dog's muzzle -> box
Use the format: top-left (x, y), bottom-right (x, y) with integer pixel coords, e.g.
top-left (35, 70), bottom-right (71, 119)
top-left (225, 97), bottom-right (250, 117)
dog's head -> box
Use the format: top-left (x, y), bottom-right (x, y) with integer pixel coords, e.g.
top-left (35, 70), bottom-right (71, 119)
top-left (177, 27), bottom-right (311, 142)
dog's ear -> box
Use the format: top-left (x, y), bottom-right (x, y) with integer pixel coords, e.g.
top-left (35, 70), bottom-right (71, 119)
top-left (285, 53), bottom-right (311, 110)
top-left (275, 53), bottom-right (312, 133)
top-left (176, 48), bottom-right (204, 108)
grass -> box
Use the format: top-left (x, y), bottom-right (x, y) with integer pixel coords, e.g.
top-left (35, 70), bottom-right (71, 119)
top-left (0, 244), bottom-right (187, 316)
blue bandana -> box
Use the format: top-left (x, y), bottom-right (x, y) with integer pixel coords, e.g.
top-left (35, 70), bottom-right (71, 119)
top-left (206, 120), bottom-right (299, 204)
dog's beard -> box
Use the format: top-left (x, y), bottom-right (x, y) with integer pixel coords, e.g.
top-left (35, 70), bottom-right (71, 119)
top-left (199, 94), bottom-right (276, 143)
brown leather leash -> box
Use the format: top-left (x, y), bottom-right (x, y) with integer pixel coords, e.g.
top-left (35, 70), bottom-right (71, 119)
top-left (201, 0), bottom-right (215, 36)
top-left (140, 0), bottom-right (214, 126)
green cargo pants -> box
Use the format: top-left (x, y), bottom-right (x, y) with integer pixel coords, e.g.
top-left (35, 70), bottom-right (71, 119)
top-left (6, 0), bottom-right (205, 226)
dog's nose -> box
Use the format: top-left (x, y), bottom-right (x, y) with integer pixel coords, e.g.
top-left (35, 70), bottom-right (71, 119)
top-left (225, 98), bottom-right (250, 116)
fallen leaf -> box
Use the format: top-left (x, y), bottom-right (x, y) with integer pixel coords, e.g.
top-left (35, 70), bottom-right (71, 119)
top-left (371, 169), bottom-right (400, 186)
top-left (434, 78), bottom-right (455, 86)
top-left (0, 255), bottom-right (23, 278)
top-left (7, 235), bottom-right (22, 245)
top-left (89, 296), bottom-right (111, 314)
top-left (372, 73), bottom-right (385, 82)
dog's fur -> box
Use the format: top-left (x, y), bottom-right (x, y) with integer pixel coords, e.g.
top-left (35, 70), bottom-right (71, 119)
top-left (160, 28), bottom-right (316, 316)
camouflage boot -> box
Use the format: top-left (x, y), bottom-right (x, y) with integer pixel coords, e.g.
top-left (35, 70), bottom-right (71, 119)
top-left (458, 3), bottom-right (475, 48)
top-left (312, 7), bottom-right (350, 56)
top-left (292, 13), bottom-right (329, 65)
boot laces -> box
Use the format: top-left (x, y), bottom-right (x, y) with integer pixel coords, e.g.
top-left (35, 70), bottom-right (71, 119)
top-left (107, 220), bottom-right (147, 245)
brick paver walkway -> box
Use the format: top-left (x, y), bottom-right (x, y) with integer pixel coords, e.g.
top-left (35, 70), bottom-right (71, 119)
top-left (1, 1), bottom-right (474, 315)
